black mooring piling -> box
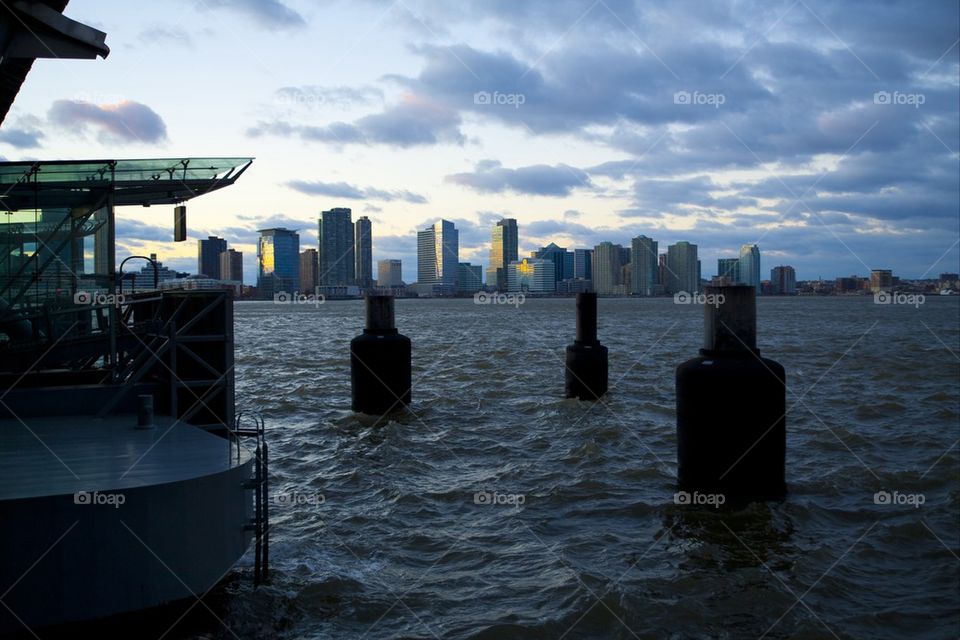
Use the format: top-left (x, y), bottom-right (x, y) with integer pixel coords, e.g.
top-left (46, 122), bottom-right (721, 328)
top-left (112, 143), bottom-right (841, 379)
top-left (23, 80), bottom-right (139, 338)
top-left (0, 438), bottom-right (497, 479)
top-left (565, 292), bottom-right (608, 400)
top-left (676, 285), bottom-right (786, 501)
top-left (351, 295), bottom-right (411, 417)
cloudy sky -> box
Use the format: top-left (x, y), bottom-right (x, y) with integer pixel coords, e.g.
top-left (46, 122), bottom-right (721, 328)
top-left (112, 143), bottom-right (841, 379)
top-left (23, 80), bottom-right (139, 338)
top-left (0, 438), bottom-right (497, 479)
top-left (3, 0), bottom-right (958, 283)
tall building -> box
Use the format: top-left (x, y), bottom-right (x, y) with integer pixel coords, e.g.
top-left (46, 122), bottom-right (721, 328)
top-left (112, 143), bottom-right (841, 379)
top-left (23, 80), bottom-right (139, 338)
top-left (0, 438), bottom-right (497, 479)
top-left (592, 242), bottom-right (628, 295)
top-left (630, 235), bottom-right (658, 296)
top-left (533, 243), bottom-right (572, 283)
top-left (378, 259), bottom-right (403, 287)
top-left (220, 248), bottom-right (243, 283)
top-left (257, 228), bottom-right (300, 297)
top-left (299, 248), bottom-right (318, 292)
top-left (739, 244), bottom-right (761, 293)
top-left (507, 258), bottom-right (555, 293)
top-left (197, 236), bottom-right (226, 279)
top-left (573, 248), bottom-right (593, 281)
top-left (771, 265), bottom-right (797, 295)
top-left (486, 218), bottom-right (518, 291)
top-left (665, 241), bottom-right (699, 294)
top-left (870, 269), bottom-right (893, 292)
top-left (318, 207), bottom-right (355, 286)
top-left (717, 258), bottom-right (740, 284)
top-left (354, 216), bottom-right (373, 288)
top-left (417, 219), bottom-right (459, 294)
top-left (457, 263), bottom-right (483, 294)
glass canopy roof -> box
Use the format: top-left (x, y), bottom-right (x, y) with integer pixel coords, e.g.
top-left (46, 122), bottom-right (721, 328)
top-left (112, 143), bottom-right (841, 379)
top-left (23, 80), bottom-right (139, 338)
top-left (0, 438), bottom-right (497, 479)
top-left (0, 158), bottom-right (253, 210)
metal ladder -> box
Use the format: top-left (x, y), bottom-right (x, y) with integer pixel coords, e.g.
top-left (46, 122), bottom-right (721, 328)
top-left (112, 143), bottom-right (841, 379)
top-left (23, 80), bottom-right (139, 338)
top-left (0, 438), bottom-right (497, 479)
top-left (234, 411), bottom-right (269, 586)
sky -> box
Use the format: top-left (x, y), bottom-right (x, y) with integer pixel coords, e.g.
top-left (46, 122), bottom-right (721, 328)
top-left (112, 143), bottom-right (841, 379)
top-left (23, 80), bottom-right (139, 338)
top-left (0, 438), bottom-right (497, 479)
top-left (2, 0), bottom-right (958, 284)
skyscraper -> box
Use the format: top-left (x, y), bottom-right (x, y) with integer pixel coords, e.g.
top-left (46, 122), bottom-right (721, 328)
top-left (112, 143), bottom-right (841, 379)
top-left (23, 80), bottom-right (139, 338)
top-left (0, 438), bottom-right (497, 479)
top-left (378, 259), bottom-right (403, 287)
top-left (592, 242), bottom-right (628, 295)
top-left (533, 242), bottom-right (573, 283)
top-left (739, 244), bottom-right (761, 293)
top-left (220, 248), bottom-right (243, 283)
top-left (870, 269), bottom-right (893, 292)
top-left (300, 248), bottom-right (318, 292)
top-left (257, 228), bottom-right (300, 297)
top-left (354, 216), bottom-right (372, 288)
top-left (717, 257), bottom-right (740, 284)
top-left (771, 265), bottom-right (796, 295)
top-left (197, 236), bottom-right (226, 279)
top-left (573, 248), bottom-right (593, 281)
top-left (486, 218), bottom-right (518, 291)
top-left (665, 241), bottom-right (698, 294)
top-left (630, 235), bottom-right (658, 296)
top-left (318, 207), bottom-right (355, 287)
top-left (417, 219), bottom-right (459, 294)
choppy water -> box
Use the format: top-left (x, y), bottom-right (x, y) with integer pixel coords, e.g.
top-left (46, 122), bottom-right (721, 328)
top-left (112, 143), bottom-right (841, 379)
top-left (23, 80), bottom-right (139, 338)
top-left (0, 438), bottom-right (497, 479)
top-left (199, 297), bottom-right (957, 639)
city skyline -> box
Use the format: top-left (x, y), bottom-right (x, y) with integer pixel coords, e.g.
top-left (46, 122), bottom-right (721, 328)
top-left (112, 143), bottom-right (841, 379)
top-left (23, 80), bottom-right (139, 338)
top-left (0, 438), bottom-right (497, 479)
top-left (2, 1), bottom-right (954, 285)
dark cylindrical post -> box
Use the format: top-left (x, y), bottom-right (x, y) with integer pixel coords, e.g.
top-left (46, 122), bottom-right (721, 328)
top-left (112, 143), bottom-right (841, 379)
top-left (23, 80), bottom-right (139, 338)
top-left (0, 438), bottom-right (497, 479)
top-left (137, 394), bottom-right (154, 429)
top-left (565, 292), bottom-right (608, 400)
top-left (351, 295), bottom-right (412, 420)
top-left (676, 285), bottom-right (786, 502)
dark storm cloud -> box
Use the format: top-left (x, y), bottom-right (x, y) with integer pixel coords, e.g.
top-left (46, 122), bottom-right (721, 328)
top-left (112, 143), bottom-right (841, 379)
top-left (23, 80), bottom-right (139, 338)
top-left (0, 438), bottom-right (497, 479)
top-left (248, 96), bottom-right (464, 147)
top-left (287, 180), bottom-right (427, 204)
top-left (200, 0), bottom-right (305, 29)
top-left (445, 160), bottom-right (591, 196)
top-left (48, 100), bottom-right (168, 144)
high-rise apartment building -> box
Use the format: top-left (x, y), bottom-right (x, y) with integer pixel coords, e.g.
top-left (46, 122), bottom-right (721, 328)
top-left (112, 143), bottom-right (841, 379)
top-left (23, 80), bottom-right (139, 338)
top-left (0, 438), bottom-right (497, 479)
top-left (220, 248), bottom-right (243, 283)
top-left (630, 235), bottom-right (658, 296)
top-left (197, 236), bottom-right (226, 279)
top-left (299, 248), bottom-right (318, 292)
top-left (318, 207), bottom-right (355, 287)
top-left (665, 241), bottom-right (699, 294)
top-left (354, 216), bottom-right (372, 288)
top-left (739, 244), bottom-right (761, 293)
top-left (417, 219), bottom-right (459, 294)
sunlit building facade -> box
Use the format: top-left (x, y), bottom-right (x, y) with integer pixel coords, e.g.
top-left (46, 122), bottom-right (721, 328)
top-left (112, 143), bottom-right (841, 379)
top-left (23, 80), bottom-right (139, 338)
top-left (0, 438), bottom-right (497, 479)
top-left (299, 248), bottom-right (318, 292)
top-left (378, 259), bottom-right (403, 287)
top-left (417, 219), bottom-right (459, 294)
top-left (257, 228), bottom-right (300, 297)
top-left (486, 218), bottom-right (518, 291)
top-left (507, 258), bottom-right (555, 293)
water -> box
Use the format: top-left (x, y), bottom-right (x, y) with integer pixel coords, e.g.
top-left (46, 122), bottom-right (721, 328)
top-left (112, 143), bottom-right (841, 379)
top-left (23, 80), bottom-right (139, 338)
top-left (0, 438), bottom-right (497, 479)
top-left (198, 297), bottom-right (956, 639)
